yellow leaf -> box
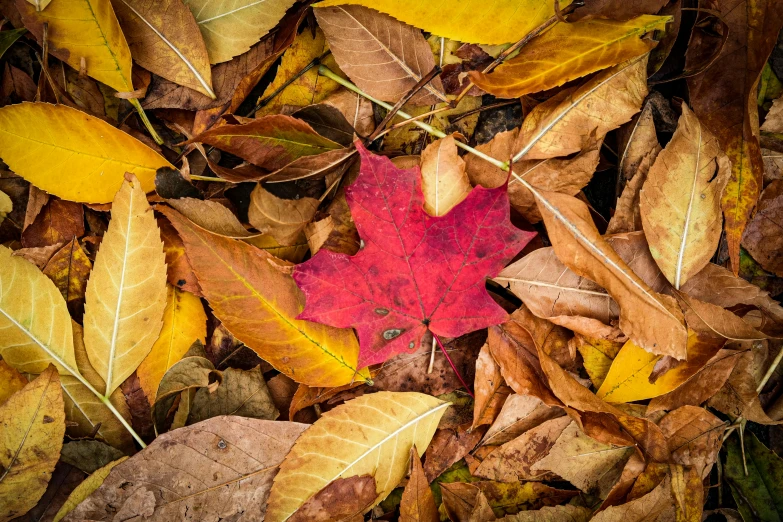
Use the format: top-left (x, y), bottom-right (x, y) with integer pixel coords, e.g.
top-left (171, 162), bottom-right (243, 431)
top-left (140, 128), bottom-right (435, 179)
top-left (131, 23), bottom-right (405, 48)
top-left (572, 336), bottom-right (622, 389)
top-left (83, 176), bottom-right (168, 396)
top-left (315, 0), bottom-right (570, 45)
top-left (0, 103), bottom-right (172, 203)
top-left (0, 245), bottom-right (77, 375)
top-left (183, 0), bottom-right (298, 64)
top-left (18, 0), bottom-right (133, 92)
top-left (597, 330), bottom-right (723, 403)
top-left (0, 360), bottom-right (27, 406)
top-left (256, 27), bottom-right (342, 117)
top-left (420, 134), bottom-right (471, 217)
top-left (0, 189), bottom-right (10, 224)
top-left (266, 391), bottom-right (449, 522)
top-left (136, 285), bottom-right (207, 402)
top-left (0, 366), bottom-right (65, 522)
top-left (470, 16), bottom-right (669, 98)
top-left (53, 457), bottom-right (128, 522)
top-left (640, 104), bottom-right (731, 289)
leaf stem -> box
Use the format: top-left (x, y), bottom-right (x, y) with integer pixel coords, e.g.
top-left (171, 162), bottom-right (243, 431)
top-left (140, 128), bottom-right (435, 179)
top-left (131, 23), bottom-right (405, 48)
top-left (129, 98), bottom-right (164, 145)
top-left (318, 65), bottom-right (508, 171)
top-left (433, 333), bottom-right (474, 398)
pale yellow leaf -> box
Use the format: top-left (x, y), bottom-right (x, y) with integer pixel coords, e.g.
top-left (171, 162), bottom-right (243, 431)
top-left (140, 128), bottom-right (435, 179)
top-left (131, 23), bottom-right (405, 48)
top-left (420, 134), bottom-right (471, 217)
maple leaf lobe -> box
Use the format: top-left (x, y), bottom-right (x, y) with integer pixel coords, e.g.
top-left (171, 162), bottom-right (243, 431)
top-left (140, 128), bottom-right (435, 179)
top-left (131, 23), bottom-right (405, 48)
top-left (294, 142), bottom-right (535, 367)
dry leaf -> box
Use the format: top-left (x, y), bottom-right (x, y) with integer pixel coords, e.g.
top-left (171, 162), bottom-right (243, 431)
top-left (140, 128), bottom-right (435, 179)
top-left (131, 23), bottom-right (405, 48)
top-left (480, 393), bottom-right (564, 447)
top-left (289, 476), bottom-right (376, 522)
top-left (248, 185), bottom-right (320, 245)
top-left (0, 360), bottom-right (27, 406)
top-left (420, 134), bottom-right (471, 217)
top-left (53, 457), bottom-right (127, 522)
top-left (742, 179), bottom-right (783, 276)
top-left (189, 366), bottom-right (279, 423)
top-left (659, 405), bottom-right (723, 478)
top-left (42, 238), bottom-right (92, 321)
top-left (168, 197), bottom-right (255, 238)
top-left (83, 175), bottom-right (167, 396)
top-left (591, 475), bottom-right (674, 521)
top-left (640, 104), bottom-right (731, 288)
top-left (400, 447), bottom-right (439, 522)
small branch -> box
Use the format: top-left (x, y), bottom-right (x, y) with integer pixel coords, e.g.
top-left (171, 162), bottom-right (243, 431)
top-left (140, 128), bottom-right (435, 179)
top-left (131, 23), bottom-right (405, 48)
top-left (101, 395), bottom-right (146, 448)
top-left (433, 333), bottom-right (474, 398)
top-left (427, 336), bottom-right (436, 374)
top-left (129, 98), bottom-right (164, 145)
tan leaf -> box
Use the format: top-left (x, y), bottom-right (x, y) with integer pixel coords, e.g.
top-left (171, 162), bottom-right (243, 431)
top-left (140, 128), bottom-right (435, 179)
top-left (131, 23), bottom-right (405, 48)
top-left (400, 448), bottom-right (439, 522)
top-left (248, 185), bottom-right (319, 246)
top-left (83, 175), bottom-right (168, 396)
top-left (189, 366), bottom-right (279, 424)
top-left (472, 342), bottom-right (505, 430)
top-left (480, 393), bottom-right (564, 447)
top-left (533, 189), bottom-right (687, 359)
top-left (266, 392), bottom-right (449, 522)
top-left (676, 292), bottom-right (767, 341)
top-left (502, 504), bottom-right (592, 522)
top-left (741, 179), bottom-right (783, 276)
top-left (314, 5), bottom-right (447, 105)
top-left (640, 104), bottom-right (731, 288)
top-left (606, 149), bottom-right (657, 234)
top-left (62, 416), bottom-right (308, 521)
top-left (0, 366), bottom-right (65, 522)
top-left (591, 475), bottom-right (674, 522)
top-left (111, 0), bottom-right (214, 97)
top-left (289, 476), bottom-right (376, 522)
top-left (616, 98), bottom-right (661, 187)
top-left (420, 135), bottom-right (471, 217)
top-left (167, 198), bottom-right (255, 238)
top-left (322, 88), bottom-right (376, 138)
top-left (423, 424), bottom-right (484, 481)
top-left (660, 406), bottom-right (723, 479)
top-left (53, 457), bottom-right (128, 522)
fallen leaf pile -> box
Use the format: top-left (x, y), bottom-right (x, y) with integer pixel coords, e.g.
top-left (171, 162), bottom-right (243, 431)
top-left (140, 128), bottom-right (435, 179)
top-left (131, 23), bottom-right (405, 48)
top-left (1, 0), bottom-right (783, 520)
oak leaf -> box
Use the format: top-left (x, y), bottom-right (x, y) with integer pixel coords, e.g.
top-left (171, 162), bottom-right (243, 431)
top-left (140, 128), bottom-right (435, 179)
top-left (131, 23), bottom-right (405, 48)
top-left (83, 175), bottom-right (167, 396)
top-left (0, 104), bottom-right (171, 203)
top-left (294, 142), bottom-right (535, 367)
top-left (0, 366), bottom-right (65, 522)
top-left (266, 391), bottom-right (449, 522)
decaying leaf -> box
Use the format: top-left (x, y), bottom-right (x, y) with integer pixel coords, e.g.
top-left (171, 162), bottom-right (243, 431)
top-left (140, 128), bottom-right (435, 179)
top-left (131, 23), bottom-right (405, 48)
top-left (289, 475), bottom-right (377, 522)
top-left (266, 392), bottom-right (449, 522)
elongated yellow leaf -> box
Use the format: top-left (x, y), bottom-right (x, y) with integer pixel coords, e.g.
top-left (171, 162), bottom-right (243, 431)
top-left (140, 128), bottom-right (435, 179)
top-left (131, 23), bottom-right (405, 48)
top-left (0, 245), bottom-right (77, 375)
top-left (640, 104), bottom-right (731, 289)
top-left (18, 0), bottom-right (133, 92)
top-left (136, 285), bottom-right (207, 402)
top-left (471, 16), bottom-right (669, 98)
top-left (183, 0), bottom-right (298, 64)
top-left (83, 176), bottom-right (167, 396)
top-left (53, 457), bottom-right (128, 522)
top-left (0, 103), bottom-right (172, 203)
top-left (0, 367), bottom-right (65, 522)
top-left (315, 0), bottom-right (568, 45)
top-left (266, 391), bottom-right (449, 522)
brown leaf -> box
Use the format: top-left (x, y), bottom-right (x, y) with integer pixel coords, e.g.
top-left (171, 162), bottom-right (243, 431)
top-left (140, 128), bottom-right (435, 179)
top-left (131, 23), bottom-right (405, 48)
top-left (315, 5), bottom-right (446, 105)
top-left (640, 104), bottom-right (731, 288)
top-left (659, 406), bottom-right (724, 478)
top-left (157, 216), bottom-right (201, 295)
top-left (502, 504), bottom-right (592, 522)
top-left (400, 448), bottom-right (439, 522)
top-left (616, 98), bottom-right (661, 188)
top-left (189, 366), bottom-right (279, 424)
top-left (42, 238), bottom-right (92, 321)
top-left (707, 348), bottom-right (780, 424)
top-left (480, 394), bottom-right (565, 447)
top-left (21, 199), bottom-right (84, 249)
top-left (289, 475), bottom-right (376, 522)
top-left (440, 482), bottom-right (495, 522)
top-left (571, 0), bottom-right (669, 20)
top-left (424, 424), bottom-right (485, 482)
top-left (248, 185), bottom-right (319, 245)
top-left (63, 416), bottom-right (308, 521)
top-left (266, 374), bottom-right (299, 422)
top-left (263, 147), bottom-right (357, 184)
top-left (686, 0), bottom-right (783, 272)
top-left (606, 149), bottom-right (657, 234)
top-left (167, 198), bottom-right (254, 238)
top-left (322, 88), bottom-right (376, 138)
top-left (676, 292), bottom-right (768, 340)
top-left (60, 440), bottom-right (125, 475)
top-left (591, 475), bottom-right (674, 521)
top-left (742, 179), bottom-right (783, 276)
top-left (12, 243), bottom-right (63, 270)
top-left (534, 190), bottom-right (687, 358)
top-left (24, 185), bottom-right (49, 231)
top-left (472, 342), bottom-right (506, 430)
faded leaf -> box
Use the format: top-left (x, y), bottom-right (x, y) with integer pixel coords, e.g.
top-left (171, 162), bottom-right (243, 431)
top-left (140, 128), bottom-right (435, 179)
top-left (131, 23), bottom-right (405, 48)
top-left (53, 457), bottom-right (127, 522)
top-left (83, 175), bottom-right (167, 396)
top-left (400, 447), bottom-right (439, 522)
top-left (42, 238), bottom-right (92, 321)
top-left (480, 393), bottom-right (564, 447)
top-left (62, 416), bottom-right (308, 521)
top-left (160, 206), bottom-right (366, 387)
top-left (60, 440), bottom-right (125, 474)
top-left (659, 406), bottom-right (723, 478)
top-left (111, 0), bottom-right (214, 97)
top-left (591, 475), bottom-right (674, 521)
top-left (290, 475), bottom-right (376, 522)
top-left (640, 104), bottom-right (731, 288)
top-left (189, 366), bottom-right (279, 424)
top-left (136, 285), bottom-right (207, 402)
top-left (266, 392), bottom-right (449, 522)
top-left (503, 504), bottom-right (592, 522)
top-left (0, 104), bottom-right (172, 203)
top-left (315, 5), bottom-right (447, 105)
top-left (168, 197), bottom-right (255, 238)
top-left (248, 185), bottom-right (319, 245)
top-left (471, 16), bottom-right (668, 98)
top-left (420, 134), bottom-right (471, 217)
top-left (0, 367), bottom-right (65, 522)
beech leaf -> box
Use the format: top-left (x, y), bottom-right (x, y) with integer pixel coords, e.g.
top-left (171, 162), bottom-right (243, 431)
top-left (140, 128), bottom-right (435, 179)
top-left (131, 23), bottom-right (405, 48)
top-left (420, 134), bottom-right (471, 217)
top-left (294, 141), bottom-right (535, 367)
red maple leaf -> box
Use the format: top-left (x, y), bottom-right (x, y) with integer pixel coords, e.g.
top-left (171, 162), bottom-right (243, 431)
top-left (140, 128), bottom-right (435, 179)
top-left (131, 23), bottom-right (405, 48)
top-left (294, 142), bottom-right (536, 367)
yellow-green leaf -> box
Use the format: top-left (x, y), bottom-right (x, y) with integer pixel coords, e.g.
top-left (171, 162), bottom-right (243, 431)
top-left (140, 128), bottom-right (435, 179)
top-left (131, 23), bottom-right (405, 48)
top-left (136, 285), bottom-right (207, 402)
top-left (0, 366), bottom-right (65, 522)
top-left (83, 176), bottom-right (168, 396)
top-left (0, 103), bottom-right (172, 203)
top-left (315, 0), bottom-right (569, 45)
top-left (53, 457), bottom-right (128, 522)
top-left (0, 245), bottom-right (78, 375)
top-left (18, 0), bottom-right (133, 92)
top-left (266, 391), bottom-right (449, 522)
top-left (470, 16), bottom-right (669, 98)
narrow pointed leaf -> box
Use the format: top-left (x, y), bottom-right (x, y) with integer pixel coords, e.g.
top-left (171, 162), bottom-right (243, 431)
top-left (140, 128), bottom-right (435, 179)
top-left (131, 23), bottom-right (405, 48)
top-left (53, 457), bottom-right (128, 522)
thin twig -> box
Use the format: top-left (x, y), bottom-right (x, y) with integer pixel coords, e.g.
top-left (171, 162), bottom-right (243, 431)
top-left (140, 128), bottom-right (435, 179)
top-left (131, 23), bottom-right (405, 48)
top-left (434, 333), bottom-right (474, 398)
top-left (427, 336), bottom-right (437, 374)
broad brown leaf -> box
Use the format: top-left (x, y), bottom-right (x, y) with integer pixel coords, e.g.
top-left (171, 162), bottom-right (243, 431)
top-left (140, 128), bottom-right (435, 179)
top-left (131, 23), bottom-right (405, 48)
top-left (290, 476), bottom-right (376, 522)
top-left (659, 406), bottom-right (723, 478)
top-left (742, 179), bottom-right (783, 276)
top-left (480, 394), bottom-right (565, 447)
top-left (248, 185), bottom-right (319, 246)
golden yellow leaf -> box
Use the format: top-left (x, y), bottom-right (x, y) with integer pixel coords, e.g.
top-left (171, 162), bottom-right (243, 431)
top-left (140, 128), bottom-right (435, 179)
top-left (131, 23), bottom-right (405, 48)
top-left (136, 285), bottom-right (207, 402)
top-left (83, 176), bottom-right (168, 396)
top-left (640, 104), bottom-right (731, 289)
top-left (53, 457), bottom-right (128, 522)
top-left (470, 16), bottom-right (669, 98)
top-left (183, 0), bottom-right (298, 64)
top-left (315, 0), bottom-right (569, 45)
top-left (18, 0), bottom-right (133, 92)
top-left (266, 392), bottom-right (449, 522)
top-left (0, 366), bottom-right (65, 522)
top-left (0, 360), bottom-right (27, 406)
top-left (256, 27), bottom-right (342, 117)
top-left (572, 336), bottom-right (622, 389)
top-left (420, 134), bottom-right (471, 217)
top-left (0, 245), bottom-right (78, 375)
top-left (0, 103), bottom-right (172, 203)
top-left (0, 189), bottom-right (10, 224)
